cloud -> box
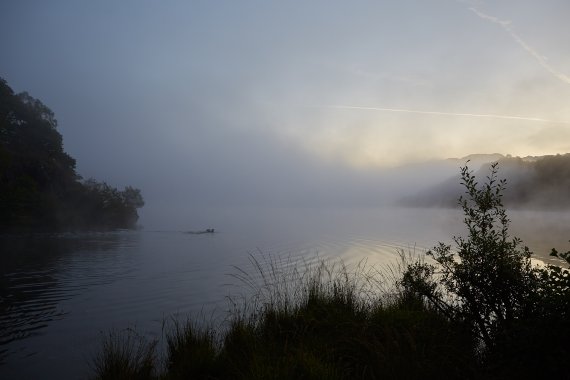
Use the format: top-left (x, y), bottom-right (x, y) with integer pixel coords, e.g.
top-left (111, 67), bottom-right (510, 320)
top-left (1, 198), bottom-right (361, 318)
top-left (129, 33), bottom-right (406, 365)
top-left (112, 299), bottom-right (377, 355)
top-left (469, 7), bottom-right (570, 85)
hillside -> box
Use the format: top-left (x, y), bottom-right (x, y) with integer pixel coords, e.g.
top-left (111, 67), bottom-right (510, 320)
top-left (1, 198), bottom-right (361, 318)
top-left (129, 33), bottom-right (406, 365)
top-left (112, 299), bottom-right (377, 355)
top-left (401, 153), bottom-right (570, 209)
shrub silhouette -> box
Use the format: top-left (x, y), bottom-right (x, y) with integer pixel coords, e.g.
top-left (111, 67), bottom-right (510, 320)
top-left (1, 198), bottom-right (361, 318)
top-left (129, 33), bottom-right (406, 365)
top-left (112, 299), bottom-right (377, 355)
top-left (403, 162), bottom-right (537, 347)
top-left (92, 162), bottom-right (569, 378)
top-left (402, 162), bottom-right (570, 377)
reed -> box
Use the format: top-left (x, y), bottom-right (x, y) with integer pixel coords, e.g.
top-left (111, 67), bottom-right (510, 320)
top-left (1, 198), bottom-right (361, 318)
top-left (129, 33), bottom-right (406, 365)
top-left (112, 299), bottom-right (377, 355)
top-left (92, 252), bottom-right (476, 379)
top-left (91, 328), bottom-right (157, 380)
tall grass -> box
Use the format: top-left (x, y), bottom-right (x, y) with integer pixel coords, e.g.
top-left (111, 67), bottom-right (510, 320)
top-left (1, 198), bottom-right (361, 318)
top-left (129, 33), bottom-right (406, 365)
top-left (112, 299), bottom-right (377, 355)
top-left (228, 253), bottom-right (387, 317)
top-left (164, 319), bottom-right (219, 379)
top-left (229, 253), bottom-right (474, 378)
top-left (91, 328), bottom-right (157, 380)
top-left (92, 252), bottom-right (478, 379)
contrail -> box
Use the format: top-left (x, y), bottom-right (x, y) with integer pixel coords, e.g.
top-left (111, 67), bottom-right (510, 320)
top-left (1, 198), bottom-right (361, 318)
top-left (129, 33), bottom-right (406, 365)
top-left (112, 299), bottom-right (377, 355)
top-left (308, 105), bottom-right (570, 125)
top-left (470, 7), bottom-right (570, 85)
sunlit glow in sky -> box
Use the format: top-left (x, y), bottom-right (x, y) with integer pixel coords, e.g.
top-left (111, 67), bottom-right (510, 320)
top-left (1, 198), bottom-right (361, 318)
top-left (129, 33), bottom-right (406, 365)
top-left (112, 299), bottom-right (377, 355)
top-left (1, 0), bottom-right (569, 206)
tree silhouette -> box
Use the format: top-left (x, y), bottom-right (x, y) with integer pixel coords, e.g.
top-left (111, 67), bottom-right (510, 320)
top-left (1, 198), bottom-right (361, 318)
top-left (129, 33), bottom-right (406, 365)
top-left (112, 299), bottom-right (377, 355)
top-left (0, 77), bottom-right (144, 230)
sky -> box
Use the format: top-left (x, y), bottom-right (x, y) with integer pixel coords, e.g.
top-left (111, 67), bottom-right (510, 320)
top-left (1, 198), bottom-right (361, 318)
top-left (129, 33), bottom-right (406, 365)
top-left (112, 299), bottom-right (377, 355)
top-left (1, 0), bottom-right (569, 221)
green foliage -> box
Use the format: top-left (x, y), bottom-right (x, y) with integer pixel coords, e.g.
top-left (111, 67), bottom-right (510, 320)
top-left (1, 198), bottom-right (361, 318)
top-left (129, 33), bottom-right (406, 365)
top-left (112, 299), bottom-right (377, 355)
top-left (406, 153), bottom-right (570, 209)
top-left (94, 257), bottom-right (477, 379)
top-left (164, 319), bottom-right (219, 379)
top-left (535, 246), bottom-right (570, 319)
top-left (402, 162), bottom-right (570, 376)
top-left (90, 163), bottom-right (569, 378)
top-left (77, 179), bottom-right (144, 229)
top-left (91, 329), bottom-right (157, 380)
top-left (419, 163), bottom-right (537, 346)
top-left (213, 258), bottom-right (476, 379)
top-left (499, 153), bottom-right (570, 209)
top-left (0, 77), bottom-right (143, 230)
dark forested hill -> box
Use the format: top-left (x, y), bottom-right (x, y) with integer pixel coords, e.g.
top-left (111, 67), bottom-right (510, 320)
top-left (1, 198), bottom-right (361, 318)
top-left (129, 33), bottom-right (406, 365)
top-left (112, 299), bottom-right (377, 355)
top-left (401, 154), bottom-right (570, 209)
top-left (0, 77), bottom-right (143, 231)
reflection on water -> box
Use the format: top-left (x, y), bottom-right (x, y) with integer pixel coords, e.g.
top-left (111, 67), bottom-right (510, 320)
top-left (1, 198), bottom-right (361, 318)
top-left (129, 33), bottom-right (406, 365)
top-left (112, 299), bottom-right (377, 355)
top-left (0, 207), bottom-right (568, 378)
top-left (0, 232), bottom-right (141, 377)
top-left (509, 210), bottom-right (570, 260)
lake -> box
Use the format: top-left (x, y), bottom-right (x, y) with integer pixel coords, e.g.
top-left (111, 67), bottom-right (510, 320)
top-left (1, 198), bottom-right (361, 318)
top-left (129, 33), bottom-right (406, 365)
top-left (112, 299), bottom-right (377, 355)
top-left (1, 207), bottom-right (568, 379)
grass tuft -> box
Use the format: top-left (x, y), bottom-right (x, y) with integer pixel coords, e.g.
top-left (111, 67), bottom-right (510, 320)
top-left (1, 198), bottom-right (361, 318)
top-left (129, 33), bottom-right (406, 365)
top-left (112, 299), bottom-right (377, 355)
top-left (91, 328), bottom-right (157, 380)
top-left (163, 319), bottom-right (219, 379)
top-left (91, 252), bottom-right (478, 379)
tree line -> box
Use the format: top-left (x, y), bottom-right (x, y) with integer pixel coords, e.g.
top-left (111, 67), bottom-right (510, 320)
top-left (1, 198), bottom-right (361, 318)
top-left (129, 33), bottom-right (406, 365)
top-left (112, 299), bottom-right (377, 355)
top-left (402, 163), bottom-right (570, 377)
top-left (0, 77), bottom-right (143, 231)
top-left (93, 164), bottom-right (569, 379)
top-left (403, 153), bottom-right (570, 209)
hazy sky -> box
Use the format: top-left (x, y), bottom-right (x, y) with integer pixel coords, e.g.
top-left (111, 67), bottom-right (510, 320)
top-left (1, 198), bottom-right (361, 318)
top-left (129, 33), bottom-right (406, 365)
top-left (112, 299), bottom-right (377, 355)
top-left (1, 0), bottom-right (569, 220)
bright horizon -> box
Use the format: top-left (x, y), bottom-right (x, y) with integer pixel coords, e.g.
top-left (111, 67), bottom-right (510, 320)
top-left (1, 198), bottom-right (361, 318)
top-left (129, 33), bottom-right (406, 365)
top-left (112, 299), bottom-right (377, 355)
top-left (1, 0), bottom-right (569, 211)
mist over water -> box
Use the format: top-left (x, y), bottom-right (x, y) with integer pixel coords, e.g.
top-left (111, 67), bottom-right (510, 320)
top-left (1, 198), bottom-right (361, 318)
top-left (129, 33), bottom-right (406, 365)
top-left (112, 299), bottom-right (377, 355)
top-left (1, 1), bottom-right (569, 378)
top-left (1, 205), bottom-right (567, 378)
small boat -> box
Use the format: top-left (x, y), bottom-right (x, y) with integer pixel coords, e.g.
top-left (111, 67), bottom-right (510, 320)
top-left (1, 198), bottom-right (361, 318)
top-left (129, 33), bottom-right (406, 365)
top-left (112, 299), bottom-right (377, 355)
top-left (185, 228), bottom-right (215, 234)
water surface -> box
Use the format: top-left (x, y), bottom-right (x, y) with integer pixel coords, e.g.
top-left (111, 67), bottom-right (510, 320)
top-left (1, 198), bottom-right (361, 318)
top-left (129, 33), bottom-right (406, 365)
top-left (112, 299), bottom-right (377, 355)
top-left (1, 207), bottom-right (567, 379)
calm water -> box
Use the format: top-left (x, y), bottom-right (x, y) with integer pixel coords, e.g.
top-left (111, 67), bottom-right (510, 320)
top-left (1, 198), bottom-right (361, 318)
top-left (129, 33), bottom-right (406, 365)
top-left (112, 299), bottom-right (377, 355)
top-left (1, 207), bottom-right (568, 379)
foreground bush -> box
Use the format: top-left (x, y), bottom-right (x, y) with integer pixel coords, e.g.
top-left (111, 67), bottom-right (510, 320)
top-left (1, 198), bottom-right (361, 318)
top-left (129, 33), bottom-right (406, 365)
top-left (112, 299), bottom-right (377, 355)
top-left (162, 259), bottom-right (477, 380)
top-left (402, 162), bottom-right (570, 378)
top-left (0, 78), bottom-right (144, 231)
top-left (92, 258), bottom-right (477, 379)
top-left (92, 329), bottom-right (157, 380)
top-left (92, 163), bottom-right (570, 379)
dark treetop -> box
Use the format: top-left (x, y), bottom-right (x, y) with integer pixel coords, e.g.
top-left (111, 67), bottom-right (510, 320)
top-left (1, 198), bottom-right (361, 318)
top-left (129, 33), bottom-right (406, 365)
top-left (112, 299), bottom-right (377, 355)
top-left (0, 77), bottom-right (143, 231)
